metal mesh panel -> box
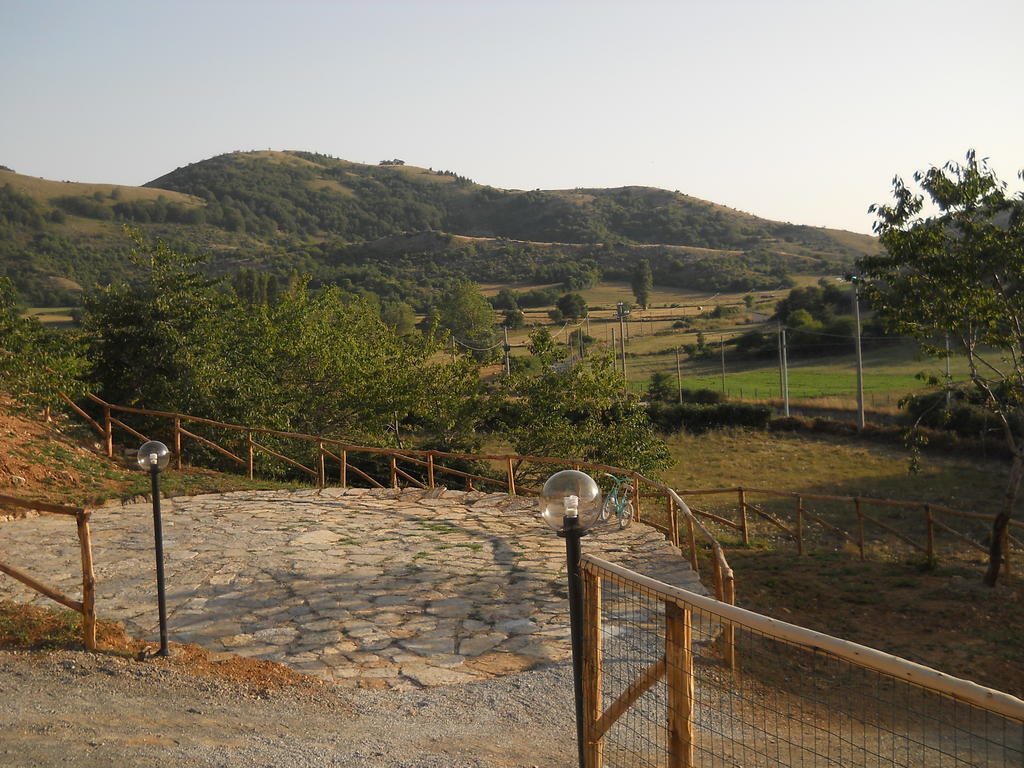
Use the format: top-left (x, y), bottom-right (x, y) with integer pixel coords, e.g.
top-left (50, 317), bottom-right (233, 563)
top-left (585, 559), bottom-right (1024, 768)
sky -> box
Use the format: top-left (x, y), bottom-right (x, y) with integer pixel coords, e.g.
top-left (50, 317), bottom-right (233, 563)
top-left (2, 0), bottom-right (1022, 235)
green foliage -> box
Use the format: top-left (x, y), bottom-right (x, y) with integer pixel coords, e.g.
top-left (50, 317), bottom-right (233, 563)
top-left (555, 292), bottom-right (587, 320)
top-left (647, 401), bottom-right (772, 434)
top-left (631, 258), bottom-right (653, 309)
top-left (81, 231), bottom-right (484, 451)
top-left (773, 280), bottom-right (850, 324)
top-left (500, 328), bottom-right (670, 476)
top-left (436, 281), bottom-right (498, 360)
top-left (646, 371), bottom-right (675, 403)
top-left (859, 150), bottom-right (1024, 584)
top-left (0, 277), bottom-right (90, 408)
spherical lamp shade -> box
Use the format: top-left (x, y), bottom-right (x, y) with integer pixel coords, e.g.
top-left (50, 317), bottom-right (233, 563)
top-left (540, 470), bottom-right (602, 531)
top-left (137, 441), bottom-right (171, 472)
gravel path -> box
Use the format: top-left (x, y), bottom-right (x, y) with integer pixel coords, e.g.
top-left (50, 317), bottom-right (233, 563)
top-left (0, 487), bottom-right (704, 690)
top-left (0, 648), bottom-right (577, 767)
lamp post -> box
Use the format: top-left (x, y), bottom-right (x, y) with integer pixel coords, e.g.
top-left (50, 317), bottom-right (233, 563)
top-left (540, 470), bottom-right (602, 768)
top-left (137, 440), bottom-right (171, 657)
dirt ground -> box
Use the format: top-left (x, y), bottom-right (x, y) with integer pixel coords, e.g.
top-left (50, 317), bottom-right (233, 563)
top-left (0, 645), bottom-right (576, 767)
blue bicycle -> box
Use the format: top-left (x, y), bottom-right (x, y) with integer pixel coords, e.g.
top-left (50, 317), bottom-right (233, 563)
top-left (600, 473), bottom-right (634, 529)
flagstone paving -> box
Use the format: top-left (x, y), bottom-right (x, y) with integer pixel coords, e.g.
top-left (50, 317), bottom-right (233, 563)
top-left (0, 487), bottom-right (706, 690)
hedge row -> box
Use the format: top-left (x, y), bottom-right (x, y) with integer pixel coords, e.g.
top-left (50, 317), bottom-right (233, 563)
top-left (647, 401), bottom-right (772, 434)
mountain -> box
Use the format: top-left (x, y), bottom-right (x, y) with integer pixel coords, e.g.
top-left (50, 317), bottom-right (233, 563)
top-left (1, 151), bottom-right (878, 307)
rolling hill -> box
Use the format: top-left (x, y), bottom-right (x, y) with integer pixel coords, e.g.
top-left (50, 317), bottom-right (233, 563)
top-left (0, 151), bottom-right (878, 307)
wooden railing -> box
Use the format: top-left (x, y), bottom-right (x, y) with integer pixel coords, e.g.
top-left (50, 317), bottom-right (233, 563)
top-left (680, 486), bottom-right (1023, 573)
top-left (581, 555), bottom-right (1024, 768)
top-left (0, 495), bottom-right (96, 650)
top-left (71, 395), bottom-right (737, 606)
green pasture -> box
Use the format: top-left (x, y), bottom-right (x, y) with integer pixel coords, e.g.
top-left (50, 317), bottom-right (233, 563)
top-left (623, 339), bottom-right (973, 402)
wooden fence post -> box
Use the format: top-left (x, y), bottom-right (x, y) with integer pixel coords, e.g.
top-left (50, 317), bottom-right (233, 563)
top-left (427, 452), bottom-right (435, 489)
top-left (103, 405), bottom-right (113, 458)
top-left (506, 457), bottom-right (516, 496)
top-left (724, 575), bottom-right (737, 671)
top-left (738, 488), bottom-right (749, 545)
top-left (174, 416), bottom-right (182, 470)
top-left (686, 517), bottom-right (699, 574)
top-left (340, 449), bottom-right (347, 487)
top-left (318, 442), bottom-right (326, 488)
top-left (246, 432), bottom-right (254, 480)
top-left (76, 511), bottom-right (97, 651)
top-left (583, 568), bottom-right (604, 768)
top-left (667, 494), bottom-right (679, 547)
top-left (390, 455), bottom-right (398, 488)
top-left (666, 601), bottom-right (694, 768)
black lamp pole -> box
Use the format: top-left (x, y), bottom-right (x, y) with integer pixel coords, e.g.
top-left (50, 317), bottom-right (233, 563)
top-left (149, 461), bottom-right (170, 657)
top-left (560, 514), bottom-right (587, 768)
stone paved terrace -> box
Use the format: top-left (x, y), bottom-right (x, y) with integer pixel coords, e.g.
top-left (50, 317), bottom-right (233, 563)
top-left (0, 487), bottom-right (706, 690)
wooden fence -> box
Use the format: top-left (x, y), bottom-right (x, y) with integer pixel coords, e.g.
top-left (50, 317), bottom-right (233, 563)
top-left (0, 494), bottom-right (96, 650)
top-left (677, 486), bottom-right (1023, 573)
top-left (70, 395), bottom-right (738, 607)
top-left (581, 554), bottom-right (1024, 768)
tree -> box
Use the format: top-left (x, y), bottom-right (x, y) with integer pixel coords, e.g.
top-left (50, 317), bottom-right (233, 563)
top-left (501, 328), bottom-right (670, 477)
top-left (631, 259), bottom-right (653, 309)
top-left (437, 281), bottom-right (498, 360)
top-left (858, 151), bottom-right (1024, 586)
top-left (83, 229), bottom-right (229, 413)
top-left (503, 309), bottom-right (526, 329)
top-left (647, 372), bottom-right (675, 403)
top-left (555, 292), bottom-right (588, 320)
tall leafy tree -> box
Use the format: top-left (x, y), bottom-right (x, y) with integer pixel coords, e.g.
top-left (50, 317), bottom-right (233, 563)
top-left (437, 281), bottom-right (498, 361)
top-left (631, 258), bottom-right (653, 309)
top-left (858, 151), bottom-right (1024, 586)
top-left (82, 229), bottom-right (229, 413)
top-left (556, 292), bottom-right (588, 320)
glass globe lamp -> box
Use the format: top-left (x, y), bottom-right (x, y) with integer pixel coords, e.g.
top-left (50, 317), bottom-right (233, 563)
top-left (540, 470), bottom-right (602, 532)
top-left (137, 440), bottom-right (171, 472)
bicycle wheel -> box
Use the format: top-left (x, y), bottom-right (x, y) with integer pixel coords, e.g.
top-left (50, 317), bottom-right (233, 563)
top-left (618, 501), bottom-right (634, 529)
top-left (600, 494), bottom-right (616, 522)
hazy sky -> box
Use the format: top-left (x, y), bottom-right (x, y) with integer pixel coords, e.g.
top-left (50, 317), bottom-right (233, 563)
top-left (2, 0), bottom-right (1022, 234)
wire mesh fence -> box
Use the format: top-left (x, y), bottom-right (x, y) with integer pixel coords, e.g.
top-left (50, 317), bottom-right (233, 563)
top-left (582, 555), bottom-right (1024, 768)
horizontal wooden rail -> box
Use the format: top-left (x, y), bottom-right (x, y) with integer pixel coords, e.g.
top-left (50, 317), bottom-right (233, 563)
top-left (583, 555), bottom-right (1024, 722)
top-left (249, 439), bottom-right (316, 478)
top-left (0, 497), bottom-right (96, 650)
top-left (0, 560), bottom-right (83, 612)
top-left (179, 427), bottom-right (244, 465)
top-left (0, 494), bottom-right (83, 517)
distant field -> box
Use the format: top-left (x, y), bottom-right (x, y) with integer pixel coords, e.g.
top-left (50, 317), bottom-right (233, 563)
top-left (21, 307), bottom-right (76, 327)
top-left (625, 340), bottom-right (968, 402)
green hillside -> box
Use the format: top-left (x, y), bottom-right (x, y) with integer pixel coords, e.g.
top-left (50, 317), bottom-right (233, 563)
top-left (1, 151), bottom-right (879, 307)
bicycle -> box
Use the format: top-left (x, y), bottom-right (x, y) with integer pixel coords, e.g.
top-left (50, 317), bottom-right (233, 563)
top-left (599, 473), bottom-right (634, 529)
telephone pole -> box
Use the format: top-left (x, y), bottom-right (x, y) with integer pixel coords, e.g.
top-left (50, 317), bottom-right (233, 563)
top-left (503, 326), bottom-right (511, 377)
top-left (778, 322), bottom-right (790, 417)
top-left (852, 278), bottom-right (865, 429)
top-left (617, 302), bottom-right (628, 382)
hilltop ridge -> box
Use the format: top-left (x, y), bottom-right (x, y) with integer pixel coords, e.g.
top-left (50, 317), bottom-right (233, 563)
top-left (1, 150), bottom-right (878, 306)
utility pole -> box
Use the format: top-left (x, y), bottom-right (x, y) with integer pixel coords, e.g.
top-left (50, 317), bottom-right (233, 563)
top-left (852, 278), bottom-right (865, 429)
top-left (778, 322), bottom-right (790, 417)
top-left (503, 326), bottom-right (511, 377)
top-left (720, 335), bottom-right (726, 394)
top-left (617, 302), bottom-right (628, 382)
top-left (675, 346), bottom-right (683, 404)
